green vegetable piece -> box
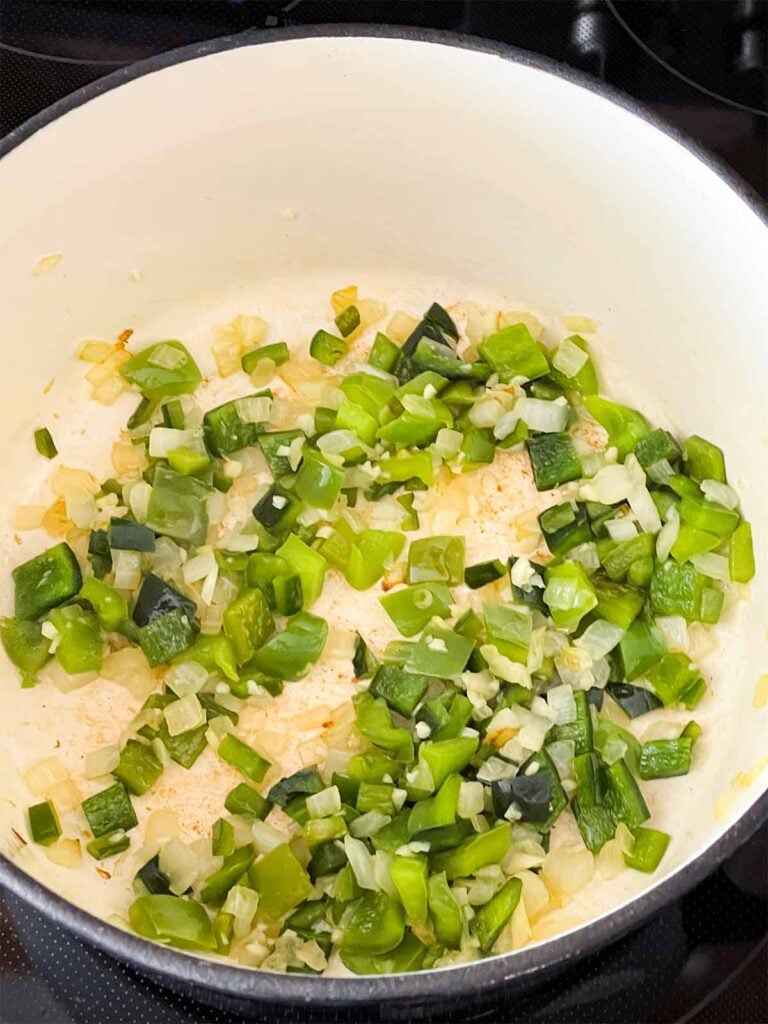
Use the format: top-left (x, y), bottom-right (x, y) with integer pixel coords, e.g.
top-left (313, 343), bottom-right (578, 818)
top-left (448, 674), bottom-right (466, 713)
top-left (638, 737), bottom-right (693, 779)
top-left (471, 877), bottom-right (522, 953)
top-left (241, 342), bottom-right (290, 374)
top-left (314, 406), bottom-right (338, 435)
top-left (294, 450), bottom-right (345, 510)
top-left (310, 328), bottom-right (348, 366)
top-left (605, 759), bottom-right (650, 829)
top-left (592, 578), bottom-right (645, 630)
top-left (647, 651), bottom-right (708, 708)
top-left (303, 815), bottom-right (348, 848)
top-left (28, 800), bottom-right (61, 845)
top-left (135, 854), bottom-right (172, 894)
top-left (650, 560), bottom-right (711, 622)
top-left (80, 576), bottom-right (129, 631)
top-left (268, 766), bottom-right (324, 807)
top-left (390, 854), bottom-right (428, 923)
top-left (526, 433), bottom-right (583, 491)
top-left (729, 521), bottom-right (755, 583)
top-left (431, 822), bottom-right (512, 879)
top-left (108, 518), bottom-right (156, 552)
top-left (479, 324), bottom-right (549, 382)
top-left (618, 621), bottom-right (666, 681)
top-left (273, 573), bottom-right (302, 615)
top-left (627, 555), bottom-right (654, 588)
top-left (683, 435), bottom-right (726, 483)
top-left (464, 560), bottom-right (506, 589)
top-left (549, 335), bottom-right (598, 395)
top-left (88, 529), bottom-right (112, 579)
top-left (34, 427), bottom-right (58, 459)
top-left (370, 664), bottom-right (428, 717)
top-left (87, 830), bottom-right (131, 859)
top-left (121, 341), bottom-right (202, 400)
top-left (82, 782), bottom-right (137, 838)
top-left (113, 739), bottom-right (163, 795)
top-left (543, 561), bottom-right (597, 630)
top-left (412, 339), bottom-right (490, 381)
top-left (352, 632), bottom-right (378, 679)
top-left (404, 626), bottom-right (475, 678)
top-left (484, 604), bottom-right (532, 664)
top-left (256, 429), bottom-right (304, 478)
top-left (335, 304), bottom-right (361, 338)
top-left (202, 393), bottom-right (270, 456)
top-left (368, 332), bottom-right (400, 372)
top-left (0, 617), bottom-right (51, 679)
top-left (223, 588), bottom-right (274, 665)
top-left (249, 843), bottom-right (313, 919)
top-left (419, 737), bottom-right (479, 791)
top-left (249, 611), bottom-right (328, 680)
top-left (217, 734), bottom-right (270, 783)
top-left (139, 609), bottom-right (195, 667)
top-left (200, 844), bottom-right (255, 905)
top-left (167, 446), bottom-right (210, 476)
top-left (161, 400), bottom-right (185, 429)
top-left (13, 542), bottom-right (82, 621)
top-left (132, 573), bottom-right (196, 628)
top-left (572, 799), bottom-right (616, 854)
top-left (408, 535), bottom-right (465, 586)
top-left (601, 532), bottom-right (655, 580)
top-left (335, 399), bottom-right (379, 445)
top-left (377, 450), bottom-right (434, 488)
top-left (356, 781), bottom-right (395, 815)
top-left (145, 465), bottom-right (209, 545)
top-left (347, 751), bottom-right (398, 786)
top-left (48, 605), bottom-right (102, 674)
top-left (634, 428), bottom-right (681, 476)
top-left (585, 396), bottom-right (649, 457)
top-left (461, 427), bottom-right (496, 466)
top-left (670, 524), bottom-right (720, 564)
top-left (213, 910), bottom-right (234, 954)
top-left (340, 892), bottom-right (405, 956)
top-left (353, 691), bottom-right (413, 762)
top-left (345, 529), bottom-right (406, 591)
top-left (539, 501), bottom-right (591, 556)
top-left (550, 689), bottom-right (593, 754)
top-left (211, 818), bottom-right (235, 857)
top-left (427, 871), bottom-right (463, 947)
top-left (174, 634), bottom-right (238, 682)
top-left (380, 582), bottom-right (453, 637)
top-left (408, 773), bottom-right (461, 835)
top-left (624, 826), bottom-right (670, 873)
top-left (340, 372), bottom-right (396, 418)
top-left (129, 894), bottom-right (216, 951)
top-left (607, 682), bottom-right (662, 719)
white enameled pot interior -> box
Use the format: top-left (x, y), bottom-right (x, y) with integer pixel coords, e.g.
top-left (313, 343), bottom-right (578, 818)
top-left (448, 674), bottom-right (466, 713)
top-left (0, 35), bottom-right (766, 961)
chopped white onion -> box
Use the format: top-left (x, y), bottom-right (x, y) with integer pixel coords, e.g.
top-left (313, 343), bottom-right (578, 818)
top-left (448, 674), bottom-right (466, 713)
top-left (350, 811), bottom-right (391, 838)
top-left (149, 427), bottom-right (201, 459)
top-left (165, 661), bottom-right (209, 698)
top-left (344, 836), bottom-right (378, 890)
top-left (159, 838), bottom-right (199, 895)
top-left (251, 821), bottom-right (288, 853)
top-left (516, 397), bottom-right (569, 433)
top-left (691, 552), bottom-right (730, 582)
top-left (223, 884), bottom-right (260, 937)
top-left (605, 517), bottom-right (637, 542)
top-left (552, 337), bottom-right (589, 377)
top-left (127, 480), bottom-right (152, 523)
top-left (306, 786), bottom-right (342, 819)
top-left (480, 645), bottom-right (532, 687)
top-left (545, 684), bottom-right (577, 725)
top-left (546, 739), bottom-right (576, 781)
top-left (701, 479), bottom-right (739, 510)
top-left (84, 744), bottom-right (120, 779)
top-left (163, 694), bottom-right (205, 737)
top-left (113, 550), bottom-right (142, 590)
top-left (656, 523), bottom-right (679, 569)
top-left (317, 430), bottom-right (367, 455)
top-left (575, 620), bottom-right (625, 659)
top-left (567, 542), bottom-right (600, 573)
top-left (236, 395), bottom-right (272, 424)
top-left (541, 842), bottom-right (594, 896)
top-left (182, 546), bottom-right (217, 584)
top-left (655, 615), bottom-right (689, 653)
top-left (579, 463), bottom-right (632, 504)
top-left (434, 428), bottom-right (463, 459)
top-left (469, 398), bottom-right (506, 428)
top-left (457, 780), bottom-right (485, 818)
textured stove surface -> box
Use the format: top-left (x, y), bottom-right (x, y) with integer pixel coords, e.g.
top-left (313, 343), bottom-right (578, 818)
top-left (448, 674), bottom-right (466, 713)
top-left (0, 2), bottom-right (766, 1022)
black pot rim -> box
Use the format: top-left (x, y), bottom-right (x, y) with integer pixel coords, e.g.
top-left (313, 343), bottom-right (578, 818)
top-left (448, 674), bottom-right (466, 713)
top-left (1, 22), bottom-right (766, 1008)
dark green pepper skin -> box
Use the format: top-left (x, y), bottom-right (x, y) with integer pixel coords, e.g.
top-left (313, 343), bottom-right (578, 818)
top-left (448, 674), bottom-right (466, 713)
top-left (12, 543), bottom-right (82, 621)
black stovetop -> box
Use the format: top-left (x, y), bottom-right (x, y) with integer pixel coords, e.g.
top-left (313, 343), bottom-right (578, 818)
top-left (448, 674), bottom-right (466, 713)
top-left (0, 3), bottom-right (766, 1022)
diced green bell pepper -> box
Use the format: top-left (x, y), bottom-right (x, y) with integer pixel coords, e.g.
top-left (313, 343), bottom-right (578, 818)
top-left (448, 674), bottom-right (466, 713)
top-left (370, 664), bottom-right (428, 717)
top-left (623, 826), bottom-right (670, 872)
top-left (249, 611), bottom-right (328, 680)
top-left (390, 854), bottom-right (428, 923)
top-left (294, 451), bottom-right (345, 510)
top-left (80, 576), bottom-right (129, 631)
top-left (346, 530), bottom-right (406, 591)
top-left (340, 892), bottom-right (405, 956)
top-left (584, 396), bottom-right (649, 457)
top-left (407, 535), bottom-right (465, 585)
top-left (380, 582), bottom-right (452, 637)
top-left (479, 324), bottom-right (549, 382)
top-left (249, 843), bottom-right (313, 918)
top-left (13, 542), bottom-right (82, 621)
top-left (683, 435), bottom-right (725, 483)
top-left (430, 823), bottom-right (511, 879)
top-left (353, 691), bottom-right (413, 762)
top-left (200, 844), bottom-right (255, 905)
top-left (82, 782), bottom-right (137, 838)
top-left (638, 737), bottom-right (692, 779)
top-left (218, 733), bottom-right (270, 783)
top-left (223, 588), bottom-right (274, 665)
top-left (729, 521), bottom-right (755, 583)
top-left (113, 739), bottom-right (163, 795)
top-left (48, 605), bottom-right (102, 674)
top-left (427, 871), bottom-right (463, 948)
top-left (526, 433), bottom-right (582, 491)
top-left (145, 466), bottom-right (210, 545)
top-left (543, 561), bottom-right (597, 630)
top-left (1, 617), bottom-right (51, 679)
top-left (28, 800), bottom-right (61, 845)
top-left (129, 895), bottom-right (216, 951)
top-left (139, 609), bottom-right (195, 667)
top-left (470, 877), bottom-right (522, 953)
top-left (121, 341), bottom-right (202, 400)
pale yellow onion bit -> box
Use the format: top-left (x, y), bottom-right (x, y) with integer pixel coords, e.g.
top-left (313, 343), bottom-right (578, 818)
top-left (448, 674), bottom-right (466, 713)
top-left (34, 253), bottom-right (62, 276)
top-left (330, 285), bottom-right (357, 316)
top-left (213, 314), bottom-right (268, 378)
